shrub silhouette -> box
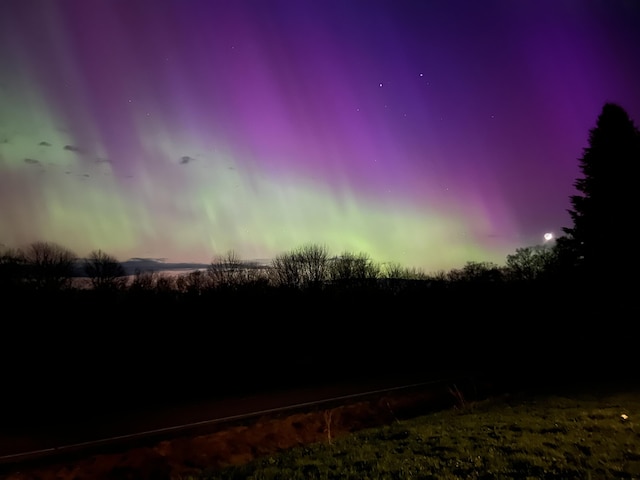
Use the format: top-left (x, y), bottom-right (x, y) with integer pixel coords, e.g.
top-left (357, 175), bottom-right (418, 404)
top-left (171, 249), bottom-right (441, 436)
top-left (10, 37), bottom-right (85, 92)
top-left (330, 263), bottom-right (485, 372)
top-left (176, 269), bottom-right (211, 295)
top-left (0, 246), bottom-right (27, 290)
top-left (23, 241), bottom-right (77, 291)
top-left (270, 243), bottom-right (330, 289)
top-left (207, 249), bottom-right (257, 289)
top-left (327, 251), bottom-right (380, 287)
top-left (84, 249), bottom-right (127, 291)
top-left (505, 245), bottom-right (557, 282)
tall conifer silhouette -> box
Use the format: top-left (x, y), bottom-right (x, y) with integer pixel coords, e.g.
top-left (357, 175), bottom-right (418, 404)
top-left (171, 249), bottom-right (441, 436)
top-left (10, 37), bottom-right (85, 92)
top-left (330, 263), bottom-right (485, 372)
top-left (562, 102), bottom-right (640, 280)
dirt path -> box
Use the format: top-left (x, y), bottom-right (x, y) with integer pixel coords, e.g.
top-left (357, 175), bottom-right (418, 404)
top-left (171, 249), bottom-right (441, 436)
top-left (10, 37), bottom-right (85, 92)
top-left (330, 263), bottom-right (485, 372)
top-left (0, 378), bottom-right (468, 480)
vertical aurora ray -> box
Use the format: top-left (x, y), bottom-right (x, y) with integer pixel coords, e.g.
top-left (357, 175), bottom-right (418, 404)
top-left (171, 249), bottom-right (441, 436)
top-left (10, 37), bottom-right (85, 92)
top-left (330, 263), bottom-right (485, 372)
top-left (1, 0), bottom-right (639, 272)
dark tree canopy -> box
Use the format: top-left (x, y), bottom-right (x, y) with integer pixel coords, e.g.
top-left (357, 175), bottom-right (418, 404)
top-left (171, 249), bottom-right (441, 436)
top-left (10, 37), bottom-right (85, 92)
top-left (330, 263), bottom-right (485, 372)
top-left (24, 241), bottom-right (78, 290)
top-left (84, 249), bottom-right (127, 290)
top-left (562, 102), bottom-right (640, 280)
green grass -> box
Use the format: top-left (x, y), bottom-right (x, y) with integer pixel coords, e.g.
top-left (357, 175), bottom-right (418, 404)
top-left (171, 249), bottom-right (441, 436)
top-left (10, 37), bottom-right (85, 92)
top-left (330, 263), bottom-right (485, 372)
top-left (189, 386), bottom-right (640, 479)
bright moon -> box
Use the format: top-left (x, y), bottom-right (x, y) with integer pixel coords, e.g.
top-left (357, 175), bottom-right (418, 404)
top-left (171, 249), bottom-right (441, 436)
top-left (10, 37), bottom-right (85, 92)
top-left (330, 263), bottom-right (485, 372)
top-left (544, 233), bottom-right (553, 241)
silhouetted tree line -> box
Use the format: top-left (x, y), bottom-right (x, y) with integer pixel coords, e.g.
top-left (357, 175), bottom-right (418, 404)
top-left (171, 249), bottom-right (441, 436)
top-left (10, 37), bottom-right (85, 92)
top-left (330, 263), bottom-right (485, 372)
top-left (1, 102), bottom-right (638, 424)
top-left (0, 240), bottom-right (575, 297)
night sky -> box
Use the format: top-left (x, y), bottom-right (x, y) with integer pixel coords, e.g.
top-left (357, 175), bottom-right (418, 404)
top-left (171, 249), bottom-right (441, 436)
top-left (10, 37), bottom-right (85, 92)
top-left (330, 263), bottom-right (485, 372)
top-left (1, 0), bottom-right (639, 273)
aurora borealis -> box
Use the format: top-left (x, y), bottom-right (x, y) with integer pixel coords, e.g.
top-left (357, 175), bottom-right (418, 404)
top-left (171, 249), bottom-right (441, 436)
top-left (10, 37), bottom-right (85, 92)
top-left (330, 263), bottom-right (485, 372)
top-left (1, 0), bottom-right (639, 273)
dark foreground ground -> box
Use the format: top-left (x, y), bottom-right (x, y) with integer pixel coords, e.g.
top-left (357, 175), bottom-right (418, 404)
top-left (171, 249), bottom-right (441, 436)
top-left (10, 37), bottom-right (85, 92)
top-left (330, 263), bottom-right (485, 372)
top-left (1, 374), bottom-right (637, 480)
top-left (2, 280), bottom-right (635, 433)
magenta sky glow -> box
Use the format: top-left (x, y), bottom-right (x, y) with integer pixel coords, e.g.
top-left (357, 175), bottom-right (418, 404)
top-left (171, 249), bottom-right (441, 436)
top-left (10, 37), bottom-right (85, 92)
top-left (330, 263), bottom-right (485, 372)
top-left (1, 0), bottom-right (639, 273)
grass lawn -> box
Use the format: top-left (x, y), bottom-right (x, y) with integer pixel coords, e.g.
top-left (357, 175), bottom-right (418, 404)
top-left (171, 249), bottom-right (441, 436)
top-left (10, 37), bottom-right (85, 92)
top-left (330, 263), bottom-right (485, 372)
top-left (191, 382), bottom-right (640, 479)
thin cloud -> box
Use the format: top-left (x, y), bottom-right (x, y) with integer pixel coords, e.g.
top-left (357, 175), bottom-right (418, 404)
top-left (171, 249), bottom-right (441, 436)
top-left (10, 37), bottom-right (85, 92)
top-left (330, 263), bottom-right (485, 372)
top-left (64, 145), bottom-right (84, 153)
top-left (128, 257), bottom-right (168, 263)
top-left (24, 158), bottom-right (40, 165)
